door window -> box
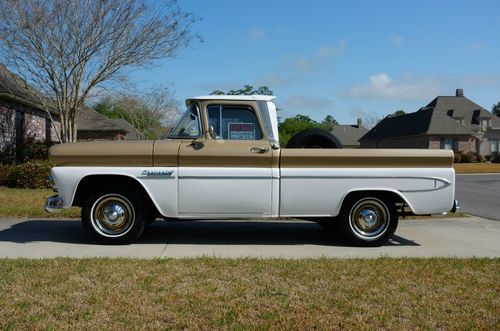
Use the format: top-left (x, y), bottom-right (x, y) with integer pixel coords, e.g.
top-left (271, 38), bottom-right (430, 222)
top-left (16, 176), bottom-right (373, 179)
top-left (208, 105), bottom-right (262, 140)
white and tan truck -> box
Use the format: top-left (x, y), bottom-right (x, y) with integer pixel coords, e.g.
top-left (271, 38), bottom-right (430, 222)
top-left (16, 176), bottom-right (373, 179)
top-left (45, 95), bottom-right (458, 245)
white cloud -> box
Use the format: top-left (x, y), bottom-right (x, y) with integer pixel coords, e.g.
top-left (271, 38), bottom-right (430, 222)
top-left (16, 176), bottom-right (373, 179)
top-left (284, 94), bottom-right (334, 111)
top-left (256, 74), bottom-right (297, 88)
top-left (466, 42), bottom-right (483, 49)
top-left (248, 28), bottom-right (265, 39)
top-left (290, 58), bottom-right (313, 72)
top-left (289, 40), bottom-right (346, 73)
top-left (316, 39), bottom-right (346, 59)
top-left (338, 73), bottom-right (442, 101)
top-left (391, 35), bottom-right (406, 46)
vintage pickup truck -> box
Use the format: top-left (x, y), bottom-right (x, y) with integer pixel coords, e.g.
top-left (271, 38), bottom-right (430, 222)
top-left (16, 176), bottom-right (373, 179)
top-left (45, 95), bottom-right (457, 245)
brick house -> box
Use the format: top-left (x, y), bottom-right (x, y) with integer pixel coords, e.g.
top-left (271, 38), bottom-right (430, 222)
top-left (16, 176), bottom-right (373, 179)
top-left (359, 89), bottom-right (500, 156)
top-left (0, 64), bottom-right (128, 153)
top-left (0, 64), bottom-right (60, 150)
top-left (76, 107), bottom-right (128, 141)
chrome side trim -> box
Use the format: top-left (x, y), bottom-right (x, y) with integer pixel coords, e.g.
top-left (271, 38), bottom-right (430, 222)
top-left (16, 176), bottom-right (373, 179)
top-left (179, 176), bottom-right (278, 180)
top-left (281, 175), bottom-right (451, 183)
top-left (137, 176), bottom-right (176, 179)
top-left (282, 175), bottom-right (452, 192)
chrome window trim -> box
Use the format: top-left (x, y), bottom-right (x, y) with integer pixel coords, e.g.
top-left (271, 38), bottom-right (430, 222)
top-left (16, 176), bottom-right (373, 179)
top-left (168, 103), bottom-right (203, 139)
top-left (258, 100), bottom-right (277, 143)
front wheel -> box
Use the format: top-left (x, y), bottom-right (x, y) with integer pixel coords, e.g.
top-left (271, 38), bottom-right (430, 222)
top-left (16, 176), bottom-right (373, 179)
top-left (339, 195), bottom-right (398, 246)
top-left (81, 191), bottom-right (146, 244)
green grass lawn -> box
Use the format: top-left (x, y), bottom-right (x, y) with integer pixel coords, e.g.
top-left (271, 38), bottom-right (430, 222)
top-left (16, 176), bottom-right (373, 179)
top-left (0, 258), bottom-right (498, 329)
top-left (0, 187), bottom-right (80, 218)
top-left (454, 163), bottom-right (500, 173)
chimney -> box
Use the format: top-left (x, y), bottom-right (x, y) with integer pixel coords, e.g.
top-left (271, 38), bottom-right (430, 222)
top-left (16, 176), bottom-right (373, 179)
top-left (456, 88), bottom-right (464, 97)
top-left (357, 118), bottom-right (362, 128)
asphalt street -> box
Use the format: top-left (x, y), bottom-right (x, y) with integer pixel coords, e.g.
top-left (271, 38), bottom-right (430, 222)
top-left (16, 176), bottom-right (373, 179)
top-left (456, 174), bottom-right (500, 221)
top-left (0, 217), bottom-right (498, 258)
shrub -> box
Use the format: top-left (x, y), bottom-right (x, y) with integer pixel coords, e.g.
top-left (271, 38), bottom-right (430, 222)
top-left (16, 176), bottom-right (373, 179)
top-left (0, 166), bottom-right (12, 186)
top-left (476, 154), bottom-right (485, 163)
top-left (453, 152), bottom-right (462, 163)
top-left (485, 154), bottom-right (491, 162)
top-left (19, 137), bottom-right (50, 162)
top-left (6, 160), bottom-right (54, 189)
top-left (460, 151), bottom-right (477, 163)
top-left (491, 152), bottom-right (500, 164)
top-left (0, 142), bottom-right (17, 165)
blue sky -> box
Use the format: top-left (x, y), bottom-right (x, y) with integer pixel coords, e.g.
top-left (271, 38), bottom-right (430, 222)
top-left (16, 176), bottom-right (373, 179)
top-left (131, 0), bottom-right (500, 125)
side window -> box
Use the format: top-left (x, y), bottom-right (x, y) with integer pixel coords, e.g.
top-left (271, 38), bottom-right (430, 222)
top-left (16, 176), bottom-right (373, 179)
top-left (207, 105), bottom-right (262, 140)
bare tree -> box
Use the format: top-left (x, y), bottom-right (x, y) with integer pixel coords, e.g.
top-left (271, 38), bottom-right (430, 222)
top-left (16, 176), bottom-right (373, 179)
top-left (362, 114), bottom-right (384, 129)
top-left (0, 0), bottom-right (198, 142)
top-left (94, 86), bottom-right (181, 139)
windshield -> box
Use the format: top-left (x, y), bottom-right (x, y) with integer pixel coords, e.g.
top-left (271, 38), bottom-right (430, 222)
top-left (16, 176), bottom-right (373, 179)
top-left (168, 104), bottom-right (201, 138)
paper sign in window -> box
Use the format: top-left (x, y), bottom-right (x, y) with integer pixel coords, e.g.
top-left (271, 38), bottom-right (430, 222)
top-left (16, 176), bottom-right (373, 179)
top-left (228, 123), bottom-right (255, 140)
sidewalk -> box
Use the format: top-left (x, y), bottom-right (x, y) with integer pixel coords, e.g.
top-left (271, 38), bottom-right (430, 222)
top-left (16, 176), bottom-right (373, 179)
top-left (0, 216), bottom-right (499, 259)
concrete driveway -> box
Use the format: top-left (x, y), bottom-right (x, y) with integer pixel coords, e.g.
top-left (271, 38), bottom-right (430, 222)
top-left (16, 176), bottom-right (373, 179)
top-left (0, 217), bottom-right (498, 258)
top-left (456, 174), bottom-right (500, 221)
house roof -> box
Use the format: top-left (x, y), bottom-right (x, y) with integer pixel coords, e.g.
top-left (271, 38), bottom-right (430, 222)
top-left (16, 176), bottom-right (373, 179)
top-left (331, 124), bottom-right (369, 147)
top-left (423, 95), bottom-right (491, 132)
top-left (359, 92), bottom-right (491, 141)
top-left (0, 64), bottom-right (57, 114)
top-left (109, 118), bottom-right (141, 139)
top-left (77, 107), bottom-right (127, 133)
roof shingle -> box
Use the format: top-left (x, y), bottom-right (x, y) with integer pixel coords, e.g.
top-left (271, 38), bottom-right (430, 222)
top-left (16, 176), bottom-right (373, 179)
top-left (360, 93), bottom-right (490, 141)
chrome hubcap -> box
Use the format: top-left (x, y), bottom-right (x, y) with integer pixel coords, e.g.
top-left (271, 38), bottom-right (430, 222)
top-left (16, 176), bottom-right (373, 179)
top-left (91, 195), bottom-right (135, 237)
top-left (349, 198), bottom-right (390, 240)
top-left (102, 204), bottom-right (126, 227)
top-left (358, 209), bottom-right (378, 230)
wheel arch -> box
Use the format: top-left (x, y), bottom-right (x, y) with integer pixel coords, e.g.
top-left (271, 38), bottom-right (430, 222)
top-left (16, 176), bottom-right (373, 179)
top-left (339, 189), bottom-right (411, 213)
top-left (72, 174), bottom-right (160, 217)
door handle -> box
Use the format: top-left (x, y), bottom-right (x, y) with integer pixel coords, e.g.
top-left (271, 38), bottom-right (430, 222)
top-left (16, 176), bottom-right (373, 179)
top-left (250, 147), bottom-right (269, 154)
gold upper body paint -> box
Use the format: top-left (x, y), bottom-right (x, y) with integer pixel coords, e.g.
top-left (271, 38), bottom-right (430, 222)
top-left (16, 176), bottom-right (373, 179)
top-left (49, 139), bottom-right (453, 168)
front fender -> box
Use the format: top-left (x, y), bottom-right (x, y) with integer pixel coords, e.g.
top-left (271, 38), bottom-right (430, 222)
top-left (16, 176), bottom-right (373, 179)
top-left (50, 166), bottom-right (179, 217)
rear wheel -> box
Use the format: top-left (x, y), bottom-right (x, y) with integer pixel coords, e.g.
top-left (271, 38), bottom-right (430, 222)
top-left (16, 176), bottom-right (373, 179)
top-left (81, 191), bottom-right (146, 244)
top-left (339, 195), bottom-right (398, 246)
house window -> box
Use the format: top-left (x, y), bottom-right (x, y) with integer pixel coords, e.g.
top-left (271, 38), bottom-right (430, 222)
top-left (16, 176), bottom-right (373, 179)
top-left (45, 118), bottom-right (51, 142)
top-left (440, 138), bottom-right (458, 151)
top-left (14, 111), bottom-right (24, 144)
top-left (491, 139), bottom-right (499, 153)
top-left (481, 119), bottom-right (489, 131)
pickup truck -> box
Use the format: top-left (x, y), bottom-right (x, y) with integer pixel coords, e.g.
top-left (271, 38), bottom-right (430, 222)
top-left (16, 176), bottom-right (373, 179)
top-left (45, 95), bottom-right (457, 246)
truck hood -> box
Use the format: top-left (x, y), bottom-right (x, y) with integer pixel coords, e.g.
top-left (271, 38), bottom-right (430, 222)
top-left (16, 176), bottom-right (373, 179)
top-left (49, 140), bottom-right (180, 167)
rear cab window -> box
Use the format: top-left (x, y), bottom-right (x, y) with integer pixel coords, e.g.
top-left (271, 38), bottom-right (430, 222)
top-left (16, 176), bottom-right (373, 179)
top-left (207, 105), bottom-right (263, 140)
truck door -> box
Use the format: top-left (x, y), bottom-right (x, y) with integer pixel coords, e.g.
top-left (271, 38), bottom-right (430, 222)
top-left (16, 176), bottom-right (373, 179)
top-left (178, 103), bottom-right (273, 216)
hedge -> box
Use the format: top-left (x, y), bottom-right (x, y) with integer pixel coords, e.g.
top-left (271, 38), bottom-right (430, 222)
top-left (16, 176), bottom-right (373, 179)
top-left (6, 160), bottom-right (54, 189)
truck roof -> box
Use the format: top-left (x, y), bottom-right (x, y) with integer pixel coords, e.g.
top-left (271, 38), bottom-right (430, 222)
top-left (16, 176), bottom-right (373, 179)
top-left (186, 95), bottom-right (276, 105)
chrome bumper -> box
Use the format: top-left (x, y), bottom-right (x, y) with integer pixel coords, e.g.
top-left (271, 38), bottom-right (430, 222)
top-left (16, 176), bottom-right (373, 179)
top-left (45, 195), bottom-right (64, 213)
top-left (450, 200), bottom-right (461, 213)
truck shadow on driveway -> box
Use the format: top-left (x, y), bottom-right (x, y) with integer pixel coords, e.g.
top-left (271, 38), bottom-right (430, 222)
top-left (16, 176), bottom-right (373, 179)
top-left (0, 219), bottom-right (419, 246)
